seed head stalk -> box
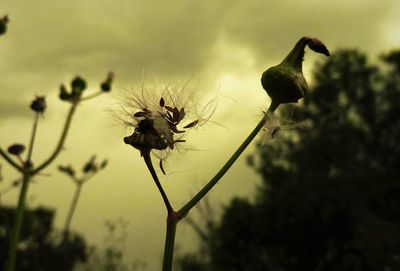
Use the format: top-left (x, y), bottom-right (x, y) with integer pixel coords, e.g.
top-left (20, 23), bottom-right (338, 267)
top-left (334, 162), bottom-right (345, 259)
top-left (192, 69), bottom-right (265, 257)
top-left (143, 102), bottom-right (276, 271)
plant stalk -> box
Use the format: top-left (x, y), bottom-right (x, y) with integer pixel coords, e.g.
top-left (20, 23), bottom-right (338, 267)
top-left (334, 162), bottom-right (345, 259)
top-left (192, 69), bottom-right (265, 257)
top-left (142, 151), bottom-right (173, 213)
top-left (162, 211), bottom-right (178, 271)
top-left (26, 113), bottom-right (39, 163)
top-left (33, 102), bottom-right (78, 174)
top-left (62, 183), bottom-right (82, 242)
top-left (177, 103), bottom-right (276, 218)
top-left (6, 172), bottom-right (30, 271)
top-left (0, 147), bottom-right (23, 172)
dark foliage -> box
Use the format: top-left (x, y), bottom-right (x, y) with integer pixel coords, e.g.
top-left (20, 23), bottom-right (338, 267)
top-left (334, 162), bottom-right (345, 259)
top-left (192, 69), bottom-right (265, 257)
top-left (0, 206), bottom-right (88, 271)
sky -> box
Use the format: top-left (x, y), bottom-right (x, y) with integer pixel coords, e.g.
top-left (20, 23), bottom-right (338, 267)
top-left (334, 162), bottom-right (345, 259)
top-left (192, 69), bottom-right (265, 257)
top-left (1, 0), bottom-right (400, 269)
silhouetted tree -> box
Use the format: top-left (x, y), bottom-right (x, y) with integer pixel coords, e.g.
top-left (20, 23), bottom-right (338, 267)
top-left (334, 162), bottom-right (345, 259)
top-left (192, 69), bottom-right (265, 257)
top-left (181, 49), bottom-right (400, 271)
top-left (0, 206), bottom-right (88, 271)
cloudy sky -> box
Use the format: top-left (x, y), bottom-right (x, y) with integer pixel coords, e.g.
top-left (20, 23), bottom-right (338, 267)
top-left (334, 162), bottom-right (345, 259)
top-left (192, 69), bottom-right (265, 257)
top-left (1, 0), bottom-right (399, 269)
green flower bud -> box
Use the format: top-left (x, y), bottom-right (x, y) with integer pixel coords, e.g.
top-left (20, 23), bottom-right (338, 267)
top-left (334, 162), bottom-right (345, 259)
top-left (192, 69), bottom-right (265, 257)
top-left (8, 144), bottom-right (25, 156)
top-left (261, 36), bottom-right (329, 111)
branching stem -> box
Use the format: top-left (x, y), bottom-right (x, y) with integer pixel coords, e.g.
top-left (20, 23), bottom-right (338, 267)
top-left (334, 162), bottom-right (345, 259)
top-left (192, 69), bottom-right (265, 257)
top-left (142, 151), bottom-right (173, 213)
top-left (33, 102), bottom-right (78, 174)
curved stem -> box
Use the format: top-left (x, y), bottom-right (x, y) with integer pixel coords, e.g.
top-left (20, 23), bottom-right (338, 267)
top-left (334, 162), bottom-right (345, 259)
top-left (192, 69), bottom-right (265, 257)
top-left (6, 172), bottom-right (30, 271)
top-left (162, 212), bottom-right (178, 271)
top-left (62, 183), bottom-right (82, 242)
top-left (26, 113), bottom-right (39, 163)
top-left (142, 151), bottom-right (173, 213)
top-left (33, 102), bottom-right (78, 174)
top-left (177, 103), bottom-right (276, 218)
top-left (0, 147), bottom-right (23, 172)
top-left (80, 91), bottom-right (103, 101)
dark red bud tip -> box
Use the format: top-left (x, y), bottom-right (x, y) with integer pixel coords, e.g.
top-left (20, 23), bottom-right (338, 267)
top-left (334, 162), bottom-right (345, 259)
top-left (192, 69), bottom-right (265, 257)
top-left (304, 37), bottom-right (330, 56)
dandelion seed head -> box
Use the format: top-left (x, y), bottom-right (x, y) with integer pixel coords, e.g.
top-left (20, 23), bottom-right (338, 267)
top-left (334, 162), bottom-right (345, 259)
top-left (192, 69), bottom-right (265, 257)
top-left (117, 79), bottom-right (218, 168)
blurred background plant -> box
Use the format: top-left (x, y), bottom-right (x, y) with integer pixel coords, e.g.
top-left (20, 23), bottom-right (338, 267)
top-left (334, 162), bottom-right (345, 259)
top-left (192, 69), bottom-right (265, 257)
top-left (59, 155), bottom-right (108, 243)
top-left (0, 68), bottom-right (113, 271)
top-left (75, 218), bottom-right (148, 271)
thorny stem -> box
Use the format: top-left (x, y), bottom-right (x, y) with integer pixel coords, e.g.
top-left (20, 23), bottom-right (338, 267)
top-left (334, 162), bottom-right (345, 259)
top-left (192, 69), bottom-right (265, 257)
top-left (26, 113), bottom-right (39, 164)
top-left (0, 148), bottom-right (23, 172)
top-left (6, 172), bottom-right (30, 271)
top-left (62, 182), bottom-right (83, 242)
top-left (177, 102), bottom-right (277, 218)
top-left (142, 151), bottom-right (173, 213)
top-left (33, 101), bottom-right (78, 174)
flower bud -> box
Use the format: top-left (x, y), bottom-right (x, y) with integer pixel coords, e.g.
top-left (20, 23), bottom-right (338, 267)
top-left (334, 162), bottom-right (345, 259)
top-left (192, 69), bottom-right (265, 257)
top-left (83, 155), bottom-right (97, 173)
top-left (58, 165), bottom-right (75, 177)
top-left (59, 84), bottom-right (72, 101)
top-left (71, 76), bottom-right (87, 97)
top-left (100, 72), bottom-right (114, 92)
top-left (0, 15), bottom-right (9, 36)
top-left (100, 159), bottom-right (108, 169)
top-left (261, 36), bottom-right (329, 111)
top-left (30, 96), bottom-right (46, 113)
top-left (8, 144), bottom-right (25, 156)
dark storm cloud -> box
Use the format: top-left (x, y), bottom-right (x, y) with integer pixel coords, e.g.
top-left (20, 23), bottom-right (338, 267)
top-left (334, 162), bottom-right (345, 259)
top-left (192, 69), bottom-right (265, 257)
top-left (0, 0), bottom-right (398, 101)
top-left (0, 99), bottom-right (29, 119)
top-left (217, 0), bottom-right (399, 67)
top-left (0, 0), bottom-right (236, 82)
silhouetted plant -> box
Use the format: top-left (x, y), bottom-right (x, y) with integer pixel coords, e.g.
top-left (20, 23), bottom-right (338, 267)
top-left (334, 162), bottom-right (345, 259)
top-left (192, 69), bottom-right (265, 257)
top-left (122, 37), bottom-right (329, 271)
top-left (58, 155), bottom-right (108, 242)
top-left (0, 73), bottom-right (114, 271)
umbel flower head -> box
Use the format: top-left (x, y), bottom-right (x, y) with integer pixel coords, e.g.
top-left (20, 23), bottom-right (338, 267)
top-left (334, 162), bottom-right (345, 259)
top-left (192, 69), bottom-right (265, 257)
top-left (261, 36), bottom-right (329, 111)
top-left (121, 81), bottom-right (215, 162)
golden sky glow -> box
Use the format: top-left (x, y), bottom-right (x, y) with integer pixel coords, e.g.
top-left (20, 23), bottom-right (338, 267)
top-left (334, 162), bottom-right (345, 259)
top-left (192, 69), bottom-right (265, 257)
top-left (1, 0), bottom-right (400, 269)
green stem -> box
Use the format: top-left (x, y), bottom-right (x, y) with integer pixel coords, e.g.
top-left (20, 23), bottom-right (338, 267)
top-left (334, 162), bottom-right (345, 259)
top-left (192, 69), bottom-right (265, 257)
top-left (177, 103), bottom-right (276, 218)
top-left (0, 147), bottom-right (23, 172)
top-left (162, 211), bottom-right (178, 271)
top-left (62, 183), bottom-right (82, 242)
top-left (33, 102), bottom-right (78, 174)
top-left (26, 113), bottom-right (39, 163)
top-left (79, 91), bottom-right (103, 101)
top-left (6, 172), bottom-right (30, 271)
top-left (142, 151), bottom-right (173, 213)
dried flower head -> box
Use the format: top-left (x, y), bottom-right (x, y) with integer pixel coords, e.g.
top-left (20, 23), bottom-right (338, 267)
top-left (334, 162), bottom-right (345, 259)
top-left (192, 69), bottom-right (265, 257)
top-left (120, 80), bottom-right (216, 170)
